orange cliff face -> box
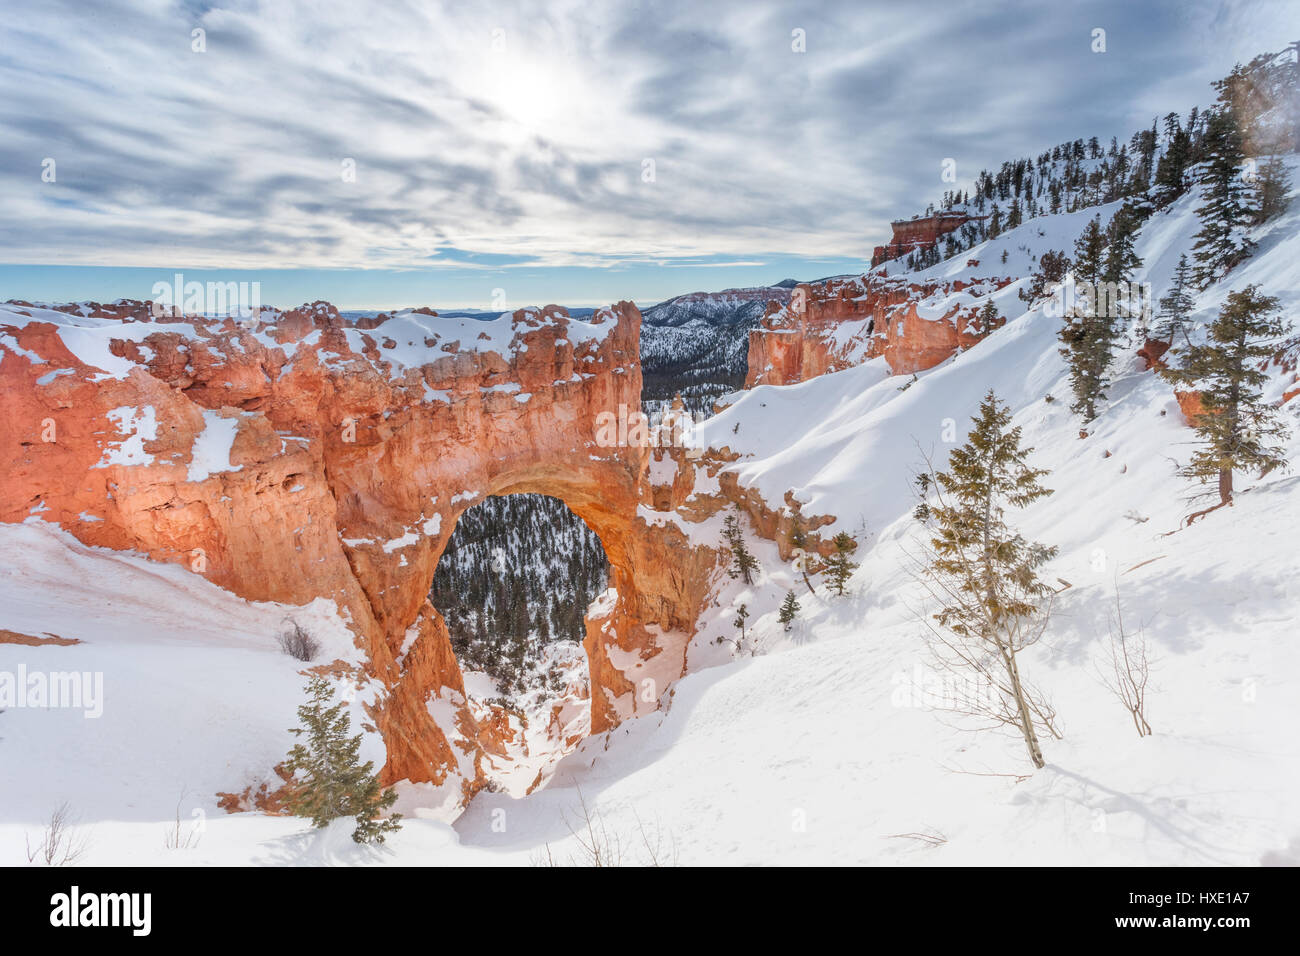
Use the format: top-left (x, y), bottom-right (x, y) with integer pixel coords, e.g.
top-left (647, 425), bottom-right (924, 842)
top-left (870, 212), bottom-right (980, 267)
top-left (745, 271), bottom-right (1013, 387)
top-left (1, 298), bottom-right (810, 803)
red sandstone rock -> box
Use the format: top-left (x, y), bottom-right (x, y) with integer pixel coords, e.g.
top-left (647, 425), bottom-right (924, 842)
top-left (0, 629), bottom-right (79, 646)
top-left (1176, 390), bottom-right (1209, 423)
top-left (871, 212), bottom-right (982, 267)
top-left (746, 272), bottom-right (1012, 385)
top-left (1138, 338), bottom-right (1172, 371)
top-left (2, 298), bottom-right (815, 803)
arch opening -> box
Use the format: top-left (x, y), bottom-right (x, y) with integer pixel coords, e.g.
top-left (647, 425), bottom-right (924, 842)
top-left (427, 491), bottom-right (616, 794)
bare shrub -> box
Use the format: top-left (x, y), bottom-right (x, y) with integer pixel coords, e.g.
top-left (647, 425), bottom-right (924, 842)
top-left (1096, 588), bottom-right (1153, 737)
top-left (531, 788), bottom-right (678, 867)
top-left (633, 811), bottom-right (680, 867)
top-left (563, 787), bottom-right (622, 867)
top-left (163, 788), bottom-right (203, 850)
top-left (885, 828), bottom-right (948, 848)
top-left (25, 803), bottom-right (89, 866)
top-left (921, 613), bottom-right (1064, 742)
top-left (277, 620), bottom-right (320, 662)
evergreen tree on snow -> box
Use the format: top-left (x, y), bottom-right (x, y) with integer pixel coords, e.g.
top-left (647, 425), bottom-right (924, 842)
top-left (976, 299), bottom-right (1000, 340)
top-left (734, 603), bottom-right (749, 641)
top-left (1252, 151), bottom-right (1293, 224)
top-left (1162, 284), bottom-right (1292, 508)
top-left (1006, 197), bottom-right (1023, 230)
top-left (1019, 249), bottom-right (1070, 307)
top-left (1189, 109), bottom-right (1257, 289)
top-left (722, 509), bottom-right (759, 584)
top-left (1071, 215), bottom-right (1106, 288)
top-left (1059, 216), bottom-right (1119, 422)
top-left (778, 590), bottom-right (800, 631)
top-left (824, 532), bottom-right (858, 596)
top-left (283, 676), bottom-right (402, 844)
top-left (1102, 204), bottom-right (1144, 285)
top-left (1154, 254), bottom-right (1197, 347)
top-left (916, 390), bottom-right (1058, 769)
top-left (715, 603), bottom-right (751, 653)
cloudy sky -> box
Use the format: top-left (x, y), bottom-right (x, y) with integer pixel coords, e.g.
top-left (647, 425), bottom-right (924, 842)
top-left (0, 0), bottom-right (1296, 309)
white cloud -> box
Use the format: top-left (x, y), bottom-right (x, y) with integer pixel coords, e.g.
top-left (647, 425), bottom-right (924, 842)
top-left (0, 0), bottom-right (1294, 272)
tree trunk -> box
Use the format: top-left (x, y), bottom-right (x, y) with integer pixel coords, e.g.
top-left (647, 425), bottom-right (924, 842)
top-left (1218, 467), bottom-right (1233, 506)
top-left (1001, 642), bottom-right (1045, 769)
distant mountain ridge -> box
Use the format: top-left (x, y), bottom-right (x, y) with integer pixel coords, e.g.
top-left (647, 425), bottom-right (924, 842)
top-left (638, 282), bottom-right (800, 415)
top-left (639, 281), bottom-right (797, 328)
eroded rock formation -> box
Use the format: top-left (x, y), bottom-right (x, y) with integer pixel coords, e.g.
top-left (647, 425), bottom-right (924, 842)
top-left (871, 212), bottom-right (982, 267)
top-left (1, 298), bottom-right (791, 803)
top-left (746, 272), bottom-right (1012, 386)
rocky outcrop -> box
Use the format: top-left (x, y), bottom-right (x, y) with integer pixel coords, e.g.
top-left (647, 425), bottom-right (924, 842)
top-left (1, 298), bottom-right (783, 802)
top-left (871, 213), bottom-right (982, 267)
top-left (1148, 337), bottom-right (1300, 424)
top-left (745, 272), bottom-right (1012, 386)
top-left (1137, 338), bottom-right (1173, 371)
top-left (1175, 389), bottom-right (1209, 424)
top-left (0, 628), bottom-right (79, 646)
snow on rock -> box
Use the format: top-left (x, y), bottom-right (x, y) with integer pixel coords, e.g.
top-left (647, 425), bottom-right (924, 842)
top-left (187, 409), bottom-right (243, 482)
top-left (96, 406), bottom-right (159, 468)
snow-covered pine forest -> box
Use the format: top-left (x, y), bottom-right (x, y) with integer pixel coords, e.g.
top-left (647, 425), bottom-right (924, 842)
top-left (430, 494), bottom-right (607, 696)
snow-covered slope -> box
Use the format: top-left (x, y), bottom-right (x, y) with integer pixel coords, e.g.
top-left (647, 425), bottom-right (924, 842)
top-left (453, 169), bottom-right (1300, 866)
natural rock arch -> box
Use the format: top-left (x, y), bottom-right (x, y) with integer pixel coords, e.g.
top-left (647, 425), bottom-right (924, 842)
top-left (0, 298), bottom-right (725, 800)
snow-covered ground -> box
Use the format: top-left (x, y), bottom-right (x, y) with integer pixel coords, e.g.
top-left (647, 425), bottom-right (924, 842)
top-left (3, 173), bottom-right (1299, 866)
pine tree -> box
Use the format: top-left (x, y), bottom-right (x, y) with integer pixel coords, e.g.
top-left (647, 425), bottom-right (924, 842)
top-left (1059, 216), bottom-right (1119, 422)
top-left (1071, 215), bottom-right (1106, 288)
top-left (988, 204), bottom-right (1002, 239)
top-left (918, 390), bottom-right (1059, 768)
top-left (1102, 204), bottom-right (1143, 286)
top-left (1006, 197), bottom-right (1023, 230)
top-left (824, 532), bottom-right (858, 596)
top-left (722, 509), bottom-right (759, 584)
top-left (976, 299), bottom-right (1000, 340)
top-left (731, 604), bottom-right (750, 648)
top-left (1162, 284), bottom-right (1292, 508)
top-left (1154, 254), bottom-right (1197, 347)
top-left (1253, 150), bottom-right (1293, 224)
top-left (283, 676), bottom-right (402, 844)
top-left (1190, 109), bottom-right (1257, 289)
top-left (1019, 249), bottom-right (1070, 307)
top-left (778, 590), bottom-right (800, 631)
